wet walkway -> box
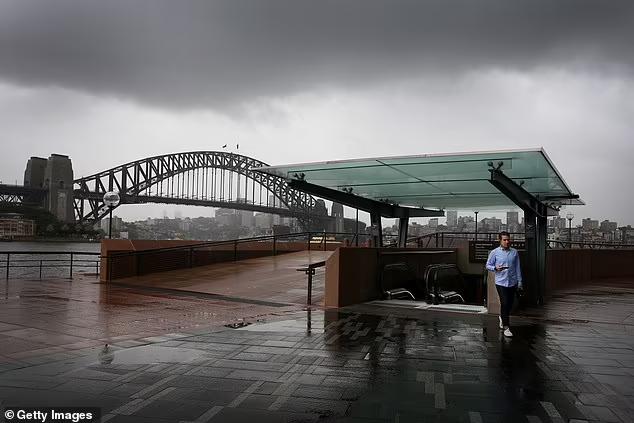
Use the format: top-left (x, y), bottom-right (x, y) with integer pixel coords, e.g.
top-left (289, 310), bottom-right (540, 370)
top-left (0, 275), bottom-right (633, 422)
top-left (113, 250), bottom-right (332, 305)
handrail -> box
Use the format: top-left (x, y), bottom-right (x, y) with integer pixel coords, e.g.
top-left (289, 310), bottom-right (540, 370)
top-left (547, 240), bottom-right (634, 249)
top-left (0, 251), bottom-right (101, 279)
top-left (107, 231), bottom-right (369, 259)
top-left (296, 260), bottom-right (326, 305)
top-left (395, 231), bottom-right (633, 250)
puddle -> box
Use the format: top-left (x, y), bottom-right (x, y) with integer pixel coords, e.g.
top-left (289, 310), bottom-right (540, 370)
top-left (103, 345), bottom-right (207, 365)
top-left (237, 318), bottom-right (323, 333)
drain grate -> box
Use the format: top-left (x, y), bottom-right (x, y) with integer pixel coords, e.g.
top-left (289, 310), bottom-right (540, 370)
top-left (224, 321), bottom-right (252, 329)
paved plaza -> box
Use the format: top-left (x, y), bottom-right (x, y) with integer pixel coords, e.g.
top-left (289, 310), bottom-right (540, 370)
top-left (0, 270), bottom-right (633, 422)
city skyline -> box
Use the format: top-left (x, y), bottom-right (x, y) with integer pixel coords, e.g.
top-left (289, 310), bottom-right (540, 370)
top-left (110, 206), bottom-right (627, 231)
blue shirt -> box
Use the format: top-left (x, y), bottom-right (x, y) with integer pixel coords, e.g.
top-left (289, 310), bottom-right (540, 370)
top-left (485, 246), bottom-right (522, 287)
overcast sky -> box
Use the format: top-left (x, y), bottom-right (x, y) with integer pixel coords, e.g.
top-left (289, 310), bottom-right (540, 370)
top-left (1, 0), bottom-right (633, 225)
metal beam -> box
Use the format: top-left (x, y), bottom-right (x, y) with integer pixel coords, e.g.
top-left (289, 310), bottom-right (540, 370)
top-left (489, 169), bottom-right (554, 218)
top-left (287, 179), bottom-right (444, 218)
top-left (370, 211), bottom-right (383, 247)
top-left (398, 217), bottom-right (409, 248)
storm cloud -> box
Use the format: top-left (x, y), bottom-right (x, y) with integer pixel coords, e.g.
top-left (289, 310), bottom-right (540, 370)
top-left (1, 0), bottom-right (633, 110)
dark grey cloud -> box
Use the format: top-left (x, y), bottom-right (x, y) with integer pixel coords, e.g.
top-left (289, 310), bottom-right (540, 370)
top-left (1, 0), bottom-right (633, 110)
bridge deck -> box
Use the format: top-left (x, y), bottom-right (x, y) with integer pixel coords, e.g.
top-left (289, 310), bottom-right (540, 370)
top-left (111, 250), bottom-right (333, 306)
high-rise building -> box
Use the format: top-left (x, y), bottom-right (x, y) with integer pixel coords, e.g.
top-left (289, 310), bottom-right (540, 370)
top-left (550, 217), bottom-right (567, 229)
top-left (428, 218), bottom-right (438, 228)
top-left (101, 216), bottom-right (123, 234)
top-left (600, 220), bottom-right (618, 232)
top-left (446, 211), bottom-right (458, 228)
top-left (254, 213), bottom-right (273, 229)
top-left (582, 218), bottom-right (599, 230)
top-left (506, 211), bottom-right (519, 226)
top-left (481, 217), bottom-right (503, 232)
top-left (216, 208), bottom-right (238, 226)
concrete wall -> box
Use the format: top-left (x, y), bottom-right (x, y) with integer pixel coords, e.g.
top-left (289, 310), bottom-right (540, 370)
top-left (452, 238), bottom-right (487, 275)
top-left (101, 238), bottom-right (342, 281)
top-left (546, 248), bottom-right (634, 291)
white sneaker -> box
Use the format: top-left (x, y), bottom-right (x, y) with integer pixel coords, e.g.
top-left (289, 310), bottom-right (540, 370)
top-left (503, 327), bottom-right (513, 337)
top-left (499, 316), bottom-right (504, 329)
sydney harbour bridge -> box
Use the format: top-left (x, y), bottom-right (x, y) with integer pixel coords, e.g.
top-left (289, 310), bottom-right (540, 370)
top-left (0, 151), bottom-right (329, 230)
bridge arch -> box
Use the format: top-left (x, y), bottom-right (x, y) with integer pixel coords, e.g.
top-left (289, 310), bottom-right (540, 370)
top-left (73, 151), bottom-right (321, 228)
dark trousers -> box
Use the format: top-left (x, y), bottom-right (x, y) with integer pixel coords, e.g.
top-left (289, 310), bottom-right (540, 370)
top-left (496, 284), bottom-right (517, 327)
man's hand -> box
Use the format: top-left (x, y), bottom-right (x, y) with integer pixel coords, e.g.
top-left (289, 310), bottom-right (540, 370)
top-left (495, 264), bottom-right (507, 272)
top-left (518, 282), bottom-right (523, 290)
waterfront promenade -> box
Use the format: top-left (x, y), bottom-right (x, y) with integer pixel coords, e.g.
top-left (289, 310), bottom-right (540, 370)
top-left (0, 266), bottom-right (632, 422)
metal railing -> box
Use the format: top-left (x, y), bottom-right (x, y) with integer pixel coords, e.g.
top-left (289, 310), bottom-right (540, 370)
top-left (106, 231), bottom-right (372, 281)
top-left (1, 251), bottom-right (101, 279)
top-left (296, 260), bottom-right (326, 305)
top-left (547, 239), bottom-right (634, 249)
top-left (397, 231), bottom-right (634, 250)
top-left (399, 232), bottom-right (526, 249)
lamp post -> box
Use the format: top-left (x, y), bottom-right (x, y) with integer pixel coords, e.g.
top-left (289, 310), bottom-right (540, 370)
top-left (103, 191), bottom-right (120, 239)
top-left (566, 212), bottom-right (574, 248)
top-left (474, 211), bottom-right (479, 241)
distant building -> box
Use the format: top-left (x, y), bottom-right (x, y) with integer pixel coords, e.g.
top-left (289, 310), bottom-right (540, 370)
top-left (600, 220), bottom-right (618, 232)
top-left (254, 213), bottom-right (273, 229)
top-left (582, 218), bottom-right (599, 231)
top-left (481, 217), bottom-right (503, 233)
top-left (241, 211), bottom-right (255, 227)
top-left (101, 216), bottom-right (123, 235)
top-left (216, 208), bottom-right (239, 226)
top-left (457, 215), bottom-right (474, 231)
top-left (446, 211), bottom-right (458, 228)
top-left (428, 218), bottom-right (439, 228)
top-left (506, 211), bottom-right (519, 226)
top-left (0, 214), bottom-right (35, 239)
top-left (550, 216), bottom-right (567, 230)
top-left (506, 211), bottom-right (520, 230)
top-left (179, 218), bottom-right (192, 232)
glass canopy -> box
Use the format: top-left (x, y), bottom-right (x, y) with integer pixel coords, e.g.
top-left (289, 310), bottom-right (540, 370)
top-left (255, 148), bottom-right (583, 210)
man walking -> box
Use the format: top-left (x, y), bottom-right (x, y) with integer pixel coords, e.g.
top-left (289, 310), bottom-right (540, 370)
top-left (486, 231), bottom-right (522, 337)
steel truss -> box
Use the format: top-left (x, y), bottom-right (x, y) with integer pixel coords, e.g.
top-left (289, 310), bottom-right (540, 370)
top-left (73, 151), bottom-right (318, 227)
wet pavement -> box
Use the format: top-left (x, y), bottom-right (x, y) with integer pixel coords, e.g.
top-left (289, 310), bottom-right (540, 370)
top-left (111, 250), bottom-right (332, 306)
top-left (0, 274), bottom-right (633, 422)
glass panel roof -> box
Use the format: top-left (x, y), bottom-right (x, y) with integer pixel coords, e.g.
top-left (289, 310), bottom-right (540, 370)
top-left (254, 148), bottom-right (582, 210)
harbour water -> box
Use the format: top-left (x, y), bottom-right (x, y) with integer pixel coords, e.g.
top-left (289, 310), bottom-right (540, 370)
top-left (0, 241), bottom-right (100, 253)
top-left (0, 241), bottom-right (101, 279)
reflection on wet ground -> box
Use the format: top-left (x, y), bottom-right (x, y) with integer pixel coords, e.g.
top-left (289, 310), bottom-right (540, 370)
top-left (0, 276), bottom-right (632, 422)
